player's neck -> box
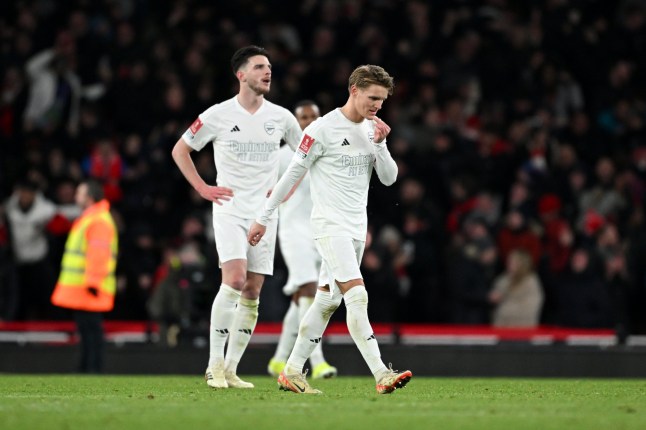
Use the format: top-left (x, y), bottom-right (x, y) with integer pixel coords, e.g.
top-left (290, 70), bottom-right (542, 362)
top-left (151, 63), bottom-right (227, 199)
top-left (340, 102), bottom-right (363, 123)
top-left (236, 89), bottom-right (264, 114)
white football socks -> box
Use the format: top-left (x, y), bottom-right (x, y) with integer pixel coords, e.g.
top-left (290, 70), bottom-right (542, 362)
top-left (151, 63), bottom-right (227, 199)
top-left (284, 290), bottom-right (341, 375)
top-left (298, 296), bottom-right (326, 368)
top-left (208, 284), bottom-right (240, 368)
top-left (224, 296), bottom-right (259, 374)
top-left (273, 300), bottom-right (299, 362)
top-left (344, 285), bottom-right (387, 381)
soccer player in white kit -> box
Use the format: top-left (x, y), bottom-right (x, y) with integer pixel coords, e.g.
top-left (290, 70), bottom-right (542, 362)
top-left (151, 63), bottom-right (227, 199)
top-left (171, 46), bottom-right (302, 389)
top-left (248, 65), bottom-right (413, 394)
top-left (267, 100), bottom-right (337, 380)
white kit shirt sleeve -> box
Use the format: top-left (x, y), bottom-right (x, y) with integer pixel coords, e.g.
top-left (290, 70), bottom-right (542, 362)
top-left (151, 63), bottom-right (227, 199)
top-left (257, 121), bottom-right (324, 225)
top-left (372, 140), bottom-right (398, 186)
top-left (282, 113), bottom-right (303, 151)
top-left (277, 143), bottom-right (314, 245)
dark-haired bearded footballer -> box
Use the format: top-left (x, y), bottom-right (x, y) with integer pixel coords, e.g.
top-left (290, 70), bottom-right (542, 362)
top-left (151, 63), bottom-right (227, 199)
top-left (172, 45), bottom-right (301, 389)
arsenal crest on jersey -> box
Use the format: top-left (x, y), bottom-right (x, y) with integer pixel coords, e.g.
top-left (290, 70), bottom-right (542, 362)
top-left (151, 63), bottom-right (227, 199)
top-left (264, 121), bottom-right (276, 135)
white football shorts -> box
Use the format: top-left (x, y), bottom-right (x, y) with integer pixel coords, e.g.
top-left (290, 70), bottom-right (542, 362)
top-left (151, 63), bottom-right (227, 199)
top-left (279, 236), bottom-right (321, 296)
top-left (212, 213), bottom-right (277, 275)
top-left (315, 236), bottom-right (365, 294)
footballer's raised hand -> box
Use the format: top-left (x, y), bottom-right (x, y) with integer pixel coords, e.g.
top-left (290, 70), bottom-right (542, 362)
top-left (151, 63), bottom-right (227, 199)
top-left (197, 184), bottom-right (234, 205)
top-left (373, 116), bottom-right (391, 143)
top-left (248, 222), bottom-right (266, 246)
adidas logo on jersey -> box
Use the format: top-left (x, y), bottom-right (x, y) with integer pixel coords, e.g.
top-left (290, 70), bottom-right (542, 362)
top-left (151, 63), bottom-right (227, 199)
top-left (342, 138), bottom-right (350, 146)
top-left (231, 125), bottom-right (240, 132)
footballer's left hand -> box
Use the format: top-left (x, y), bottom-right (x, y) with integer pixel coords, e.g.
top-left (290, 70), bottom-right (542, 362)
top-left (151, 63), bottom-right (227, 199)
top-left (373, 116), bottom-right (391, 143)
top-left (248, 222), bottom-right (267, 246)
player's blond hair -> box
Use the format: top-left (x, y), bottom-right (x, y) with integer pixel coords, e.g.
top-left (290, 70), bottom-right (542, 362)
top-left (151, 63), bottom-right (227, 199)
top-left (348, 65), bottom-right (394, 95)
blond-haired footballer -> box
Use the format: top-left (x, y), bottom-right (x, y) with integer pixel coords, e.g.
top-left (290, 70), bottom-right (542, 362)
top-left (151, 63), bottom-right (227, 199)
top-left (249, 65), bottom-right (412, 394)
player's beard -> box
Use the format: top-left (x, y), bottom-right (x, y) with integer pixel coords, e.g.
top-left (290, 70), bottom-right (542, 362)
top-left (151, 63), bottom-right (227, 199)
top-left (249, 80), bottom-right (270, 96)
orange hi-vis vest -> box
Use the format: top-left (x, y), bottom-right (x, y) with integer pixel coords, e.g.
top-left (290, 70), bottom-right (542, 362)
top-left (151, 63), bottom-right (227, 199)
top-left (51, 200), bottom-right (118, 312)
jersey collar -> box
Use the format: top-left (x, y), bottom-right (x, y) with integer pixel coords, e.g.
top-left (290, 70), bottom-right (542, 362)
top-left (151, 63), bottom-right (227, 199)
top-left (234, 95), bottom-right (266, 116)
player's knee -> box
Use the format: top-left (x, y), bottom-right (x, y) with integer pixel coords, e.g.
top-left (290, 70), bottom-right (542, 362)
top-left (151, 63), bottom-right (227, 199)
top-left (227, 275), bottom-right (246, 291)
top-left (343, 285), bottom-right (368, 307)
top-left (315, 290), bottom-right (342, 314)
top-left (241, 286), bottom-right (261, 300)
top-left (241, 279), bottom-right (263, 299)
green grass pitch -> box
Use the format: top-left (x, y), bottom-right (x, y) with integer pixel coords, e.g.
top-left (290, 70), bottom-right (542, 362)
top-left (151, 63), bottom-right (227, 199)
top-left (1, 375), bottom-right (645, 430)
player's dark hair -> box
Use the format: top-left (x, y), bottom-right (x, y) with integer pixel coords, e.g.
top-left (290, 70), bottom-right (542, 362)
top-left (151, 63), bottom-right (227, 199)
top-left (348, 65), bottom-right (395, 95)
top-left (85, 179), bottom-right (105, 202)
top-left (231, 45), bottom-right (270, 74)
top-left (294, 100), bottom-right (318, 110)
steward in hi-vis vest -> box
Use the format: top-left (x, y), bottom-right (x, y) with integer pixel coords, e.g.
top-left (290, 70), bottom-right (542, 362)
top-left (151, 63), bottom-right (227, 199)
top-left (51, 196), bottom-right (117, 313)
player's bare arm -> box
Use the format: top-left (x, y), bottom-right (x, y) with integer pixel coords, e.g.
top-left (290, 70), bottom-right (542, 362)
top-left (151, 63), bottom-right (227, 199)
top-left (171, 138), bottom-right (234, 205)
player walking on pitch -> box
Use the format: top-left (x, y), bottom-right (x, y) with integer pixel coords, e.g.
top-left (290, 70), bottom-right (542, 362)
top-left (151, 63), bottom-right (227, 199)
top-left (172, 45), bottom-right (302, 389)
top-left (248, 65), bottom-right (413, 394)
top-left (267, 100), bottom-right (337, 380)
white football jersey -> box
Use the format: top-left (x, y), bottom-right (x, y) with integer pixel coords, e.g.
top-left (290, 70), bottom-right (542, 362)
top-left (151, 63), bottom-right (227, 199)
top-left (277, 144), bottom-right (313, 245)
top-left (293, 108), bottom-right (396, 240)
top-left (182, 96), bottom-right (301, 219)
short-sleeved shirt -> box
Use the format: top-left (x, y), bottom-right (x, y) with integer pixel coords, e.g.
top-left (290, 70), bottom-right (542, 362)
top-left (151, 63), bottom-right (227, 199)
top-left (182, 96), bottom-right (301, 219)
top-left (293, 108), bottom-right (379, 240)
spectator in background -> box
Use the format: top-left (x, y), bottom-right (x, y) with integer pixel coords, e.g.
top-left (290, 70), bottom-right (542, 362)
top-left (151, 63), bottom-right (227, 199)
top-left (445, 175), bottom-right (478, 234)
top-left (47, 177), bottom-right (82, 277)
top-left (401, 210), bottom-right (441, 322)
top-left (538, 194), bottom-right (574, 274)
top-left (4, 179), bottom-right (57, 319)
top-left (537, 193), bottom-right (574, 324)
top-left (489, 249), bottom-right (544, 327)
top-left (115, 222), bottom-right (158, 320)
top-left (579, 157), bottom-right (626, 224)
top-left (147, 241), bottom-right (213, 347)
top-left (23, 32), bottom-right (81, 139)
top-left (51, 180), bottom-right (118, 373)
top-left (555, 248), bottom-right (614, 328)
top-left (0, 65), bottom-right (28, 146)
top-left (371, 225), bottom-right (413, 322)
top-left (84, 138), bottom-right (123, 202)
top-left (595, 223), bottom-right (631, 339)
top-left (449, 217), bottom-right (498, 324)
top-left (362, 227), bottom-right (401, 323)
top-left (497, 209), bottom-right (542, 268)
top-left (45, 147), bottom-right (83, 192)
top-left (506, 182), bottom-right (534, 221)
top-left (559, 164), bottom-right (589, 225)
top-left (0, 204), bottom-right (18, 320)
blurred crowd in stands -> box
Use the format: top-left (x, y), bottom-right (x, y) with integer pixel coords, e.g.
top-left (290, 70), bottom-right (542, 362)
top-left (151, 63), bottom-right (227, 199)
top-left (2, 0), bottom-right (646, 339)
